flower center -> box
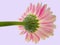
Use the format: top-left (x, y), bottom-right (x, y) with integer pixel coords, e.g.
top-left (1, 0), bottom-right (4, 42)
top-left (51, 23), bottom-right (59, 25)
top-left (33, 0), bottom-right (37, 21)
top-left (23, 14), bottom-right (39, 33)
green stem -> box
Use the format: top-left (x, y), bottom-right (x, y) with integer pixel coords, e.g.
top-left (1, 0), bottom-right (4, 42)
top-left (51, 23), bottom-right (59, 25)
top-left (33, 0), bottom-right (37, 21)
top-left (0, 21), bottom-right (24, 27)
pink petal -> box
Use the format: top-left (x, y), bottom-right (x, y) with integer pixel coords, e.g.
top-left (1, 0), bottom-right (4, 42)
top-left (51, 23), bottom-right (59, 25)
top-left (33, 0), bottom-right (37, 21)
top-left (40, 15), bottom-right (56, 23)
top-left (36, 30), bottom-right (47, 39)
top-left (40, 23), bottom-right (56, 29)
top-left (41, 28), bottom-right (53, 35)
top-left (18, 26), bottom-right (25, 31)
top-left (22, 3), bottom-right (33, 17)
top-left (20, 30), bottom-right (26, 35)
top-left (34, 33), bottom-right (40, 41)
top-left (22, 12), bottom-right (28, 19)
top-left (38, 4), bottom-right (47, 17)
top-left (25, 7), bottom-right (30, 15)
top-left (35, 3), bottom-right (42, 16)
top-left (38, 27), bottom-right (54, 36)
top-left (29, 3), bottom-right (33, 12)
top-left (32, 33), bottom-right (40, 43)
top-left (25, 33), bottom-right (31, 42)
top-left (30, 33), bottom-right (33, 40)
top-left (38, 30), bottom-right (49, 39)
top-left (39, 8), bottom-right (51, 19)
top-left (31, 5), bottom-right (35, 13)
top-left (19, 17), bottom-right (24, 22)
top-left (26, 7), bottom-right (30, 13)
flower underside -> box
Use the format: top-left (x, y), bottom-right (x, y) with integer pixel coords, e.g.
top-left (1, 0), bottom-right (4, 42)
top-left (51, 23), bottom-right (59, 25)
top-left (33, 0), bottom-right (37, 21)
top-left (23, 14), bottom-right (39, 33)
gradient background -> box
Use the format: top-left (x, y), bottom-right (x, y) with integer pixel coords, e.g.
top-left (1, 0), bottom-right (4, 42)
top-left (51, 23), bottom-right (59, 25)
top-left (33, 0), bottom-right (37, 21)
top-left (0, 0), bottom-right (59, 45)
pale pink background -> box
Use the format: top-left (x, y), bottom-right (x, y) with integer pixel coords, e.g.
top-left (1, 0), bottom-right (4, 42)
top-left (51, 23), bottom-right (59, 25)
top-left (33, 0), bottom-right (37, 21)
top-left (0, 0), bottom-right (59, 45)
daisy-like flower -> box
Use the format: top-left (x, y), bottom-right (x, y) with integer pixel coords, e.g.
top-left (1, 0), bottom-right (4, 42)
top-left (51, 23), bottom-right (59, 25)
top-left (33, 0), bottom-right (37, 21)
top-left (19, 3), bottom-right (56, 43)
top-left (0, 3), bottom-right (56, 43)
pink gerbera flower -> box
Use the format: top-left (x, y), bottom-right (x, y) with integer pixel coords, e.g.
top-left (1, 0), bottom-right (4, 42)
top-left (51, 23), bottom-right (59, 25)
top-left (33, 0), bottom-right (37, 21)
top-left (19, 3), bottom-right (56, 43)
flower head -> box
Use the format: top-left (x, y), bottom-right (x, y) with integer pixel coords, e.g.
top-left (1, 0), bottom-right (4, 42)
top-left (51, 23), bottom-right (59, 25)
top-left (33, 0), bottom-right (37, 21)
top-left (19, 3), bottom-right (56, 43)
